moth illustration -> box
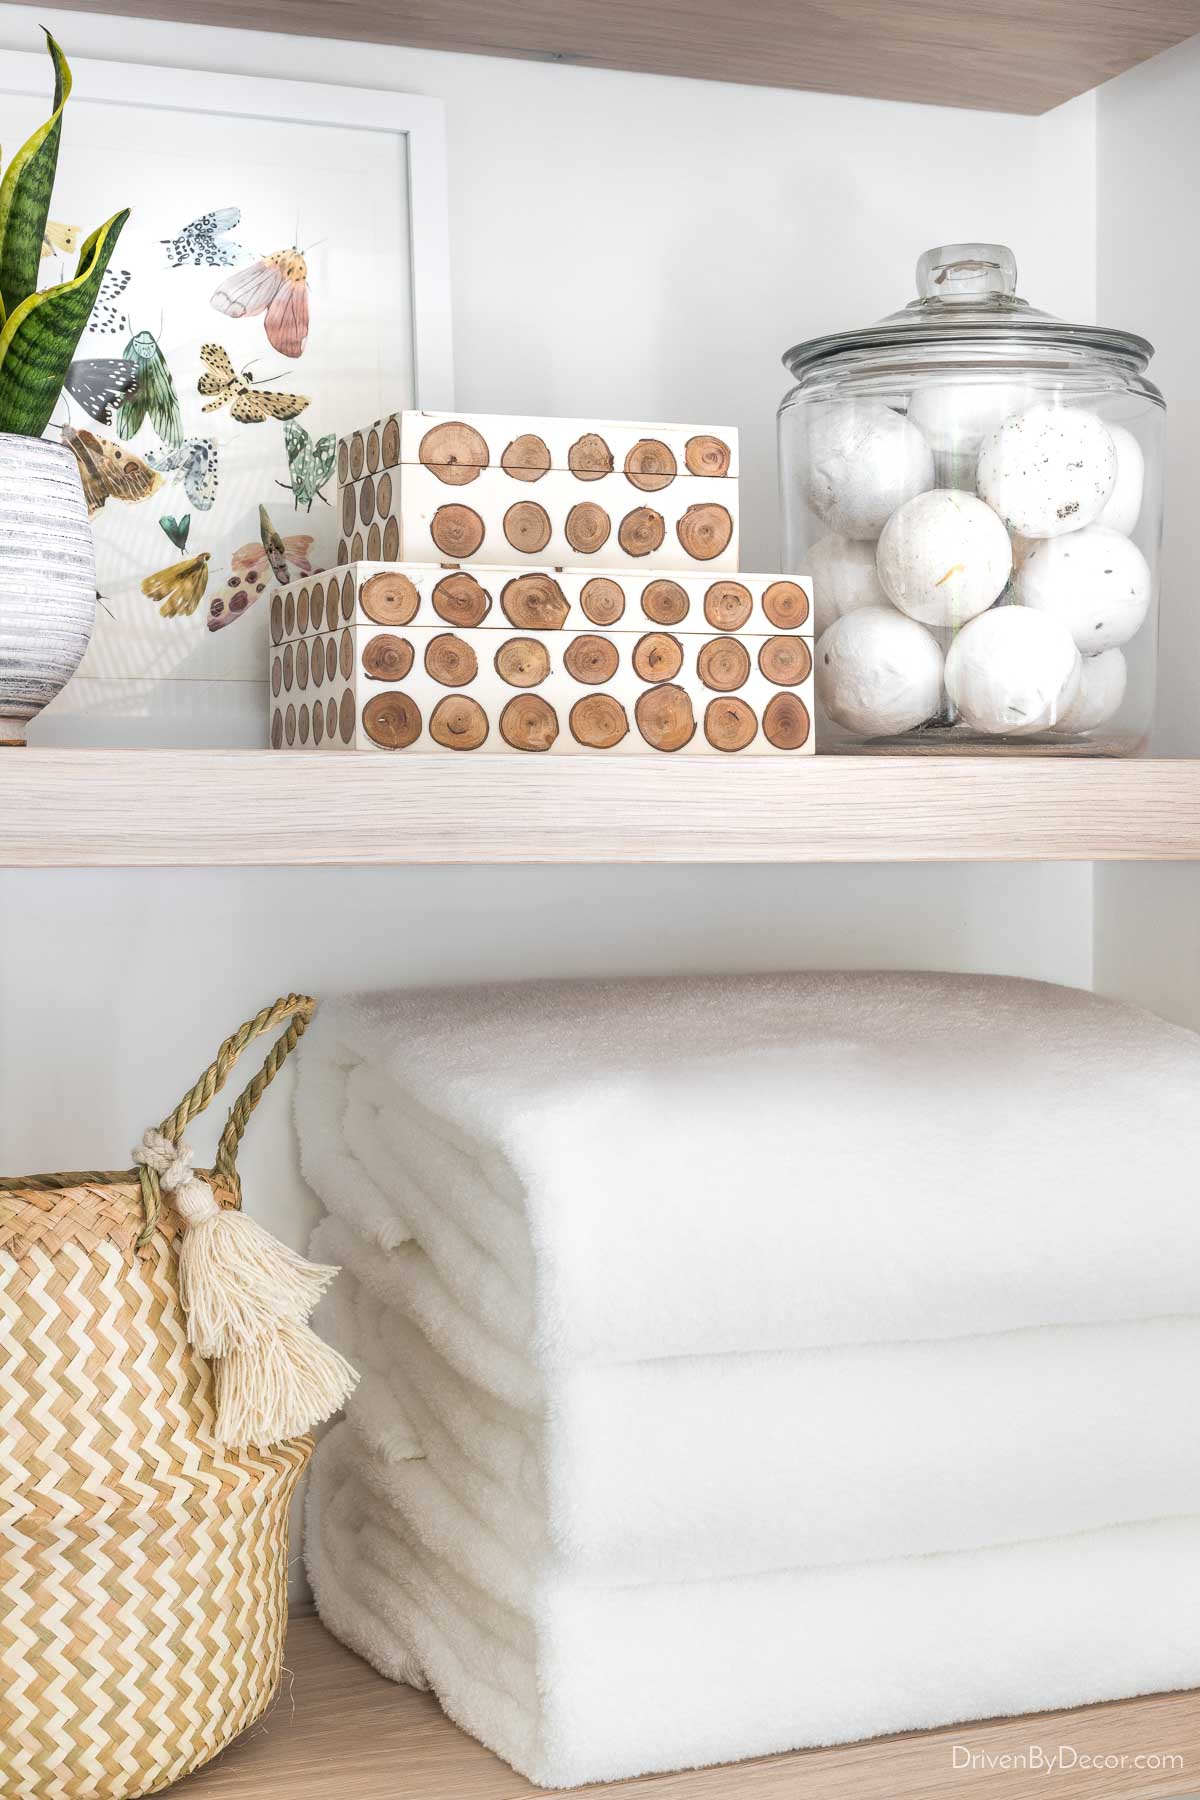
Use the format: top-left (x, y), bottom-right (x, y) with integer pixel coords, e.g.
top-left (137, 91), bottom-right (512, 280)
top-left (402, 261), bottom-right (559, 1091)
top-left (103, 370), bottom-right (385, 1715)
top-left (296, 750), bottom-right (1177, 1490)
top-left (63, 357), bottom-right (139, 426)
top-left (142, 551), bottom-right (211, 619)
top-left (88, 267), bottom-right (132, 337)
top-left (207, 508), bottom-right (315, 632)
top-left (197, 343), bottom-right (309, 423)
top-left (162, 207), bottom-right (252, 269)
top-left (158, 514), bottom-right (191, 553)
top-left (118, 329), bottom-right (182, 448)
top-left (62, 424), bottom-right (163, 518)
top-left (277, 420), bottom-right (335, 510)
top-left (212, 248), bottom-right (309, 359)
top-left (41, 219), bottom-right (80, 258)
top-left (146, 436), bottom-right (219, 511)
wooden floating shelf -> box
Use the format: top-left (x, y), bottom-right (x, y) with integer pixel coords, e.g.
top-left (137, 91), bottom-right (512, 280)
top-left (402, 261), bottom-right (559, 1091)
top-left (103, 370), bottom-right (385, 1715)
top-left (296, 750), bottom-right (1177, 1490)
top-left (177, 1615), bottom-right (1200, 1798)
top-left (5, 752), bottom-right (1200, 866)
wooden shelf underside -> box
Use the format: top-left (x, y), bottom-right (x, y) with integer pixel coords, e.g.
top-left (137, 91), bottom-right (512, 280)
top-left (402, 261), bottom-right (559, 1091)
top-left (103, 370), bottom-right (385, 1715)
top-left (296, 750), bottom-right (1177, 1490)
top-left (4, 752), bottom-right (1200, 866)
top-left (176, 1616), bottom-right (1200, 1799)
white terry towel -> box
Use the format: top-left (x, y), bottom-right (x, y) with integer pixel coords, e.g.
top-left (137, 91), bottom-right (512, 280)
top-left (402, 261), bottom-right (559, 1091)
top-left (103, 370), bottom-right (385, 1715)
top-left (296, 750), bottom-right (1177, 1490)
top-left (295, 972), bottom-right (1200, 1362)
top-left (321, 1226), bottom-right (1200, 1584)
top-left (307, 1421), bottom-right (1200, 1790)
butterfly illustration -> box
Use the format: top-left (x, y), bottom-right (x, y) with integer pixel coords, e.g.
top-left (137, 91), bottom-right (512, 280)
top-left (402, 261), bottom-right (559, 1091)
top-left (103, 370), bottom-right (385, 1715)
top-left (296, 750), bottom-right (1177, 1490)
top-left (146, 436), bottom-right (219, 511)
top-left (41, 220), bottom-right (80, 259)
top-left (118, 329), bottom-right (182, 448)
top-left (212, 248), bottom-right (309, 359)
top-left (142, 551), bottom-right (211, 619)
top-left (162, 207), bottom-right (252, 269)
top-left (88, 267), bottom-right (132, 337)
top-left (277, 421), bottom-right (335, 510)
top-left (197, 343), bottom-right (309, 423)
top-left (62, 424), bottom-right (163, 518)
top-left (158, 514), bottom-right (191, 553)
top-left (207, 507), bottom-right (315, 632)
top-left (63, 358), bottom-right (139, 426)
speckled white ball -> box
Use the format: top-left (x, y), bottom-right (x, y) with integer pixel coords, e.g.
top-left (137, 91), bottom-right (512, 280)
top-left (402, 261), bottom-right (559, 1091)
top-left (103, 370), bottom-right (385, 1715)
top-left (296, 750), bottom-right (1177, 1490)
top-left (977, 404), bottom-right (1116, 538)
top-left (1096, 424), bottom-right (1145, 536)
top-left (908, 382), bottom-right (1033, 456)
top-left (816, 605), bottom-right (945, 737)
top-left (877, 489), bottom-right (1013, 628)
top-left (1049, 648), bottom-right (1128, 736)
top-left (1014, 525), bottom-right (1151, 651)
top-left (808, 531), bottom-right (890, 635)
top-left (807, 401), bottom-right (934, 540)
top-left (944, 606), bottom-right (1082, 735)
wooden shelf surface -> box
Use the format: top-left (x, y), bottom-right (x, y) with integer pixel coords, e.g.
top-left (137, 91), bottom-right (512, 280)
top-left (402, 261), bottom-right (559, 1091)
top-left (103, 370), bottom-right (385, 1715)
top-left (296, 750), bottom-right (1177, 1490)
top-left (12, 0), bottom-right (1200, 115)
top-left (173, 1615), bottom-right (1200, 1799)
top-left (4, 751), bottom-right (1200, 866)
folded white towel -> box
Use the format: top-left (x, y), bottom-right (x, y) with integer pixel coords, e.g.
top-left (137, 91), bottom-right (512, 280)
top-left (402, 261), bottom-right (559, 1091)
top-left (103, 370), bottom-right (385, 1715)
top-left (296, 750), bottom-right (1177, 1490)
top-left (307, 1422), bottom-right (1200, 1789)
top-left (296, 972), bottom-right (1200, 1361)
top-left (320, 1224), bottom-right (1200, 1583)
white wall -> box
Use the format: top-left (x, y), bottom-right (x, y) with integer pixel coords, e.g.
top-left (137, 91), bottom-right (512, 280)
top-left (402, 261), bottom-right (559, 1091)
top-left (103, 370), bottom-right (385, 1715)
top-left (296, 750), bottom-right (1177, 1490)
top-left (1091, 35), bottom-right (1200, 1024)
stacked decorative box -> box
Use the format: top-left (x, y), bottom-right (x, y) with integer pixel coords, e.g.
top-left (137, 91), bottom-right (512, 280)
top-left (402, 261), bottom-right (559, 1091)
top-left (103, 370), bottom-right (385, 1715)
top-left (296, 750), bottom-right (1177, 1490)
top-left (270, 411), bottom-right (814, 755)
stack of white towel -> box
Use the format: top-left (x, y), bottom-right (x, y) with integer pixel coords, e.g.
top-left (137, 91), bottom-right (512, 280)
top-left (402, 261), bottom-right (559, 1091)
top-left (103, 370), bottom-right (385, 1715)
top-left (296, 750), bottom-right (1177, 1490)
top-left (299, 972), bottom-right (1200, 1788)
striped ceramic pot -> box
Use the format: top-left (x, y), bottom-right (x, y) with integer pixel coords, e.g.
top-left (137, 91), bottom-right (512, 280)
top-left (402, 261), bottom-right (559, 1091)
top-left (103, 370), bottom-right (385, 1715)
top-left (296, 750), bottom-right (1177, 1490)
top-left (0, 431), bottom-right (95, 744)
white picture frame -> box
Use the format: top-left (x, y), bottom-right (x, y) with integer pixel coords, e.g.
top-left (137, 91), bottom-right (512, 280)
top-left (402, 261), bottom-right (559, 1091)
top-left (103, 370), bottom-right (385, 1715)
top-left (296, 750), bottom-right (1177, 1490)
top-left (0, 50), bottom-right (453, 745)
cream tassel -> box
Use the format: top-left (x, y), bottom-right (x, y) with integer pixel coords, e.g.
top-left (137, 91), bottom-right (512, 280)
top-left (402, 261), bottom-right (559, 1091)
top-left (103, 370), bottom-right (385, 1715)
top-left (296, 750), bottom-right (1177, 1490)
top-left (134, 1128), bottom-right (358, 1447)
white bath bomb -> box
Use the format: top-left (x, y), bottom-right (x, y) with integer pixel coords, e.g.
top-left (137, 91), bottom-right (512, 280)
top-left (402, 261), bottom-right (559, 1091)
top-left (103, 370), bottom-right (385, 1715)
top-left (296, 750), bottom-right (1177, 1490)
top-left (944, 606), bottom-right (1082, 735)
top-left (1014, 525), bottom-right (1151, 651)
top-left (807, 402), bottom-right (934, 540)
top-left (977, 404), bottom-right (1116, 538)
top-left (1096, 423), bottom-right (1145, 536)
top-left (908, 382), bottom-right (1032, 456)
top-left (808, 531), bottom-right (889, 635)
top-left (877, 489), bottom-right (1013, 628)
top-left (816, 605), bottom-right (945, 737)
top-left (1049, 648), bottom-right (1128, 735)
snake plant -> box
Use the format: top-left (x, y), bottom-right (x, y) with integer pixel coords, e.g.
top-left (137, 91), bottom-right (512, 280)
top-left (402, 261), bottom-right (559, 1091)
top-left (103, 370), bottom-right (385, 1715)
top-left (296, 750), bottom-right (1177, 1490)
top-left (0, 30), bottom-right (129, 437)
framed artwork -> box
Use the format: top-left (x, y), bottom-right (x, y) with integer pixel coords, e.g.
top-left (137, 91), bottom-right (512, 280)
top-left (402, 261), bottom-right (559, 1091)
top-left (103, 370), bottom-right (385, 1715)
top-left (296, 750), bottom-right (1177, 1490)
top-left (1, 52), bottom-right (453, 745)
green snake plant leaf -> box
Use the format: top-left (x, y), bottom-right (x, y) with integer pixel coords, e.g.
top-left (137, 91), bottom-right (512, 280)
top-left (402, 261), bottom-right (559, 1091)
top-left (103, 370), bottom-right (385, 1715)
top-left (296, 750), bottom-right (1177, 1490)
top-left (0, 208), bottom-right (129, 436)
top-left (0, 31), bottom-right (72, 322)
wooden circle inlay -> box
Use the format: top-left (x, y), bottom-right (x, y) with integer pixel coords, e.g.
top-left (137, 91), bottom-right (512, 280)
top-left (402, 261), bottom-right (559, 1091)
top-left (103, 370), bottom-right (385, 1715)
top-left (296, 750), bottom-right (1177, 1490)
top-left (342, 572), bottom-right (356, 621)
top-left (362, 634), bottom-right (414, 681)
top-left (430, 694), bottom-right (489, 750)
top-left (325, 638), bottom-right (337, 681)
top-left (382, 517), bottom-right (400, 561)
top-left (313, 700), bottom-right (325, 745)
top-left (685, 434), bottom-right (732, 477)
top-left (501, 574), bottom-right (569, 630)
top-left (284, 593), bottom-right (296, 637)
top-left (298, 703), bottom-right (310, 744)
top-left (759, 636), bottom-right (812, 687)
top-left (433, 571), bottom-right (491, 627)
top-left (676, 503), bottom-right (733, 561)
top-left (763, 691), bottom-right (811, 749)
top-left (501, 434), bottom-right (551, 482)
top-left (312, 642), bottom-right (325, 687)
top-left (358, 474), bottom-right (375, 526)
top-left (425, 633), bottom-right (478, 687)
top-left (271, 708), bottom-right (283, 748)
top-left (705, 696), bottom-right (757, 751)
top-left (285, 702), bottom-right (297, 745)
top-left (419, 420), bottom-right (488, 484)
top-left (698, 637), bottom-right (751, 692)
top-left (500, 694), bottom-right (559, 752)
top-left (282, 643), bottom-right (294, 691)
top-left (570, 693), bottom-right (628, 749)
top-left (326, 696), bottom-right (338, 737)
top-left (641, 578), bottom-right (688, 625)
top-left (625, 439), bottom-right (676, 492)
top-left (366, 522), bottom-right (382, 561)
top-left (326, 579), bottom-right (340, 631)
top-left (581, 578), bottom-right (625, 625)
top-left (339, 689), bottom-right (356, 745)
top-left (565, 502), bottom-right (611, 555)
top-left (376, 471), bottom-right (393, 518)
top-left (704, 580), bottom-right (752, 631)
top-left (431, 505), bottom-right (485, 558)
top-left (635, 683), bottom-right (695, 752)
top-left (337, 440), bottom-right (349, 486)
top-left (633, 632), bottom-right (683, 683)
top-left (382, 417), bottom-right (401, 467)
top-left (366, 426), bottom-right (381, 473)
top-left (762, 580), bottom-right (810, 630)
top-left (297, 586), bottom-right (310, 634)
top-left (363, 691), bottom-right (421, 749)
top-left (341, 485), bottom-right (356, 537)
top-left (271, 655), bottom-right (282, 697)
top-left (350, 432), bottom-right (365, 481)
top-left (361, 571), bottom-right (419, 626)
top-left (495, 638), bottom-right (551, 688)
top-left (504, 501), bottom-right (552, 554)
top-left (270, 593), bottom-right (284, 644)
top-left (564, 634), bottom-right (619, 685)
top-left (350, 530), bottom-right (364, 561)
top-left (568, 433), bottom-right (613, 480)
top-left (339, 630), bottom-right (354, 681)
top-left (296, 639), bottom-right (310, 689)
top-left (619, 507), bottom-right (666, 558)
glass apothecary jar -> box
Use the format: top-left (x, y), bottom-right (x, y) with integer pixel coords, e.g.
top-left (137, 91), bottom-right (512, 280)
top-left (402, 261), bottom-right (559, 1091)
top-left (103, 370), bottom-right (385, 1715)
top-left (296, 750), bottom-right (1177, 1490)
top-left (779, 244), bottom-right (1163, 753)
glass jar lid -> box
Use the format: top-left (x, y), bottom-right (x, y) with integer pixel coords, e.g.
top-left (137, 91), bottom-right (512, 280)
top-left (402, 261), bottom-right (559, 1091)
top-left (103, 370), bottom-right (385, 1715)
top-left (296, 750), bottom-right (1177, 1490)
top-left (783, 243), bottom-right (1153, 378)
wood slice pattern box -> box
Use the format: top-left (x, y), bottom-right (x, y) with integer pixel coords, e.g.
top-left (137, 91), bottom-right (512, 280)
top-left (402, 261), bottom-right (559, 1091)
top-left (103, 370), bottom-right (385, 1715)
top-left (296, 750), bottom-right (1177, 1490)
top-left (270, 563), bottom-right (811, 643)
top-left (269, 623), bottom-right (813, 757)
top-left (334, 412), bottom-right (740, 573)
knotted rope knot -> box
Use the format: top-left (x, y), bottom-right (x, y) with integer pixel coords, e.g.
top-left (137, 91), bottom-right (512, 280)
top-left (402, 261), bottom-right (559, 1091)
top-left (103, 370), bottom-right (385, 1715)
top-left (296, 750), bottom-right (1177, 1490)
top-left (132, 1129), bottom-right (220, 1225)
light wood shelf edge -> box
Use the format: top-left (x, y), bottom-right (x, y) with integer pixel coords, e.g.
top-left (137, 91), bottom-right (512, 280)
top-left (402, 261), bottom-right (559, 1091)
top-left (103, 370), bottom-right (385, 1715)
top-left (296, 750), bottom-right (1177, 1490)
top-left (3, 752), bottom-right (1200, 866)
top-left (175, 1614), bottom-right (1200, 1799)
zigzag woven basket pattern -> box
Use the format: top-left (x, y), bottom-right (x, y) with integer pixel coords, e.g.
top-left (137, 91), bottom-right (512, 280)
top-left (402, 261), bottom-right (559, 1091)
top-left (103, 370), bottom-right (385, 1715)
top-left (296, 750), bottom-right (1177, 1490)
top-left (0, 1177), bottom-right (311, 1800)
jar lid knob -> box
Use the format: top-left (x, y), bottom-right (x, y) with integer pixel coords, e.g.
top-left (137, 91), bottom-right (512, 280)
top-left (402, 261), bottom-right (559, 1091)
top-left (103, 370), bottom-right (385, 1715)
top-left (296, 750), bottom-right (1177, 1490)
top-left (917, 243), bottom-right (1017, 303)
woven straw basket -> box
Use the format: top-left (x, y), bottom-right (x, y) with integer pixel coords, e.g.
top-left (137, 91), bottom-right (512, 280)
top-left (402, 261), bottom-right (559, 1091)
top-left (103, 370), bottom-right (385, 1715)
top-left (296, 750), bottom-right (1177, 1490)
top-left (0, 996), bottom-right (318, 1800)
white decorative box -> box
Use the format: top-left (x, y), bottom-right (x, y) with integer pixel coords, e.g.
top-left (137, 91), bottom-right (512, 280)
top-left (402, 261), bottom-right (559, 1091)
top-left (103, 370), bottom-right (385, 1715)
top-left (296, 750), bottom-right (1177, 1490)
top-left (333, 412), bottom-right (739, 573)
